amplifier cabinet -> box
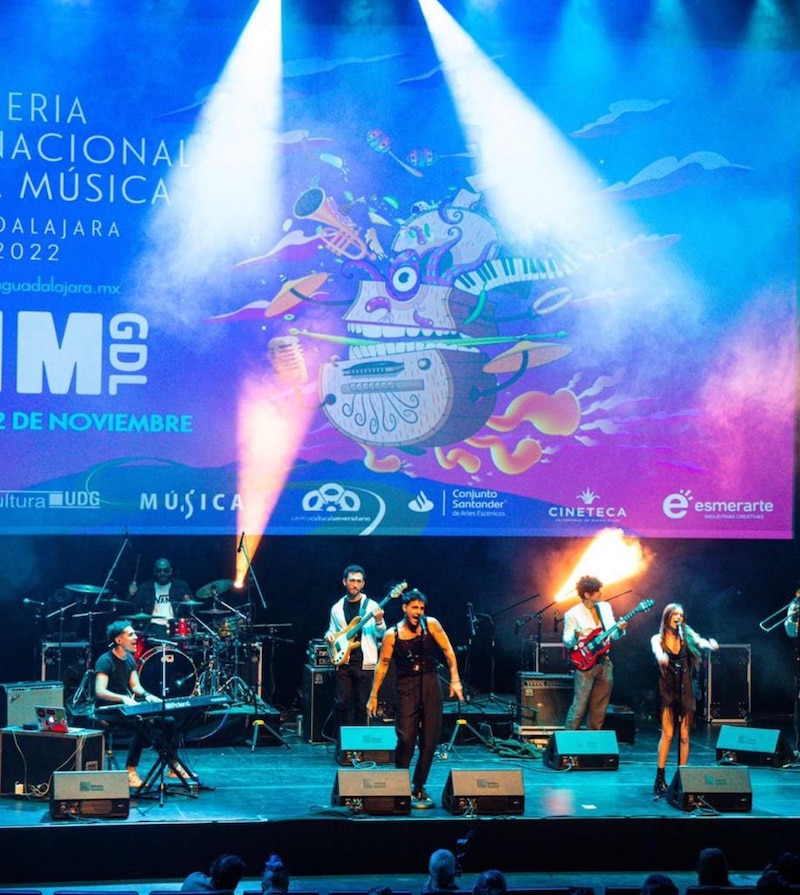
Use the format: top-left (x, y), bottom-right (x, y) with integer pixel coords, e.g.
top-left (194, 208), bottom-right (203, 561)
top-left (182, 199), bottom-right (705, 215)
top-left (0, 727), bottom-right (104, 797)
top-left (302, 664), bottom-right (335, 743)
top-left (0, 681), bottom-right (64, 728)
top-left (516, 673), bottom-right (572, 728)
top-left (40, 643), bottom-right (89, 683)
top-left (700, 644), bottom-right (751, 722)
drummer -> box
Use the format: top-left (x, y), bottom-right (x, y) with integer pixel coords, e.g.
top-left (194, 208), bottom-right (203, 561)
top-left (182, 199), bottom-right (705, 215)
top-left (129, 558), bottom-right (194, 642)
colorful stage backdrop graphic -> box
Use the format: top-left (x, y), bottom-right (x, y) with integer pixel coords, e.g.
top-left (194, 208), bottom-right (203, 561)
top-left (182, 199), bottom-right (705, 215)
top-left (0, 2), bottom-right (796, 537)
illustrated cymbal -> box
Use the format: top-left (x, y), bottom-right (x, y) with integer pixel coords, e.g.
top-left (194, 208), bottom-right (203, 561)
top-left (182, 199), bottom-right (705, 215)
top-left (199, 607), bottom-right (231, 616)
top-left (65, 583), bottom-right (107, 594)
top-left (196, 579), bottom-right (234, 600)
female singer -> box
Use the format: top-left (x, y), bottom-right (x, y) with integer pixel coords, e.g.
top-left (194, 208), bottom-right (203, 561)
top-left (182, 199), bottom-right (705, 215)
top-left (651, 602), bottom-right (718, 795)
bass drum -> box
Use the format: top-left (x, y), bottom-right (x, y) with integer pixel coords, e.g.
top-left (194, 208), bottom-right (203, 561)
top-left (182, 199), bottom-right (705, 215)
top-left (138, 646), bottom-right (196, 698)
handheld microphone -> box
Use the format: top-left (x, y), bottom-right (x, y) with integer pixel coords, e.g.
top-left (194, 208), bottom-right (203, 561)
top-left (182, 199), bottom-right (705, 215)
top-left (677, 621), bottom-right (684, 641)
top-left (418, 615), bottom-right (427, 634)
top-left (23, 597), bottom-right (44, 606)
top-left (237, 531), bottom-right (246, 553)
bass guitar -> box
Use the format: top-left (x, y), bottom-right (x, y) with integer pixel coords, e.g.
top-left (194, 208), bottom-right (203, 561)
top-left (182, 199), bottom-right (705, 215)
top-left (326, 580), bottom-right (407, 666)
top-left (569, 598), bottom-right (654, 671)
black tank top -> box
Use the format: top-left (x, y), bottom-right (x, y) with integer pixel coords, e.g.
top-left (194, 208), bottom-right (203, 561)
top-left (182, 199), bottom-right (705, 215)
top-left (393, 625), bottom-right (440, 676)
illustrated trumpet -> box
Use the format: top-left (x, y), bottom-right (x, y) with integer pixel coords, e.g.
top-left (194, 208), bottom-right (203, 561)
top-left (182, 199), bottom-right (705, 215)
top-left (293, 186), bottom-right (371, 261)
top-left (759, 591), bottom-right (800, 632)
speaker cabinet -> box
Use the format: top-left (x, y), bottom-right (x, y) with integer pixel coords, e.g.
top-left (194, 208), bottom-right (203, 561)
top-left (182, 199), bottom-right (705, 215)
top-left (331, 768), bottom-right (411, 815)
top-left (50, 770), bottom-right (129, 819)
top-left (0, 728), bottom-right (104, 796)
top-left (441, 768), bottom-right (525, 815)
top-left (701, 644), bottom-right (751, 722)
top-left (516, 673), bottom-right (572, 727)
top-left (667, 765), bottom-right (752, 812)
top-left (715, 725), bottom-right (783, 767)
top-left (0, 681), bottom-right (64, 727)
top-left (302, 664), bottom-right (334, 744)
top-left (543, 730), bottom-right (619, 770)
top-left (336, 725), bottom-right (395, 766)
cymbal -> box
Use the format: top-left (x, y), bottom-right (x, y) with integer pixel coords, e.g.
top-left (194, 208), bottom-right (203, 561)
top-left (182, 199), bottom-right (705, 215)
top-left (179, 599), bottom-right (203, 608)
top-left (129, 611), bottom-right (154, 622)
top-left (196, 579), bottom-right (233, 600)
top-left (65, 583), bottom-right (107, 594)
top-left (100, 597), bottom-right (133, 606)
top-left (199, 607), bottom-right (231, 616)
top-left (252, 622), bottom-right (293, 628)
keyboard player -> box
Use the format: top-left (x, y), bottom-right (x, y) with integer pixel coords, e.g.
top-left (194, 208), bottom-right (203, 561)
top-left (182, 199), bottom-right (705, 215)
top-left (95, 619), bottom-right (188, 791)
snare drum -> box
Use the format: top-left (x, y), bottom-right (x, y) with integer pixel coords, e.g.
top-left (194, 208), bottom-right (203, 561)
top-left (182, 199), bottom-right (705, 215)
top-left (137, 646), bottom-right (196, 698)
top-left (171, 618), bottom-right (196, 642)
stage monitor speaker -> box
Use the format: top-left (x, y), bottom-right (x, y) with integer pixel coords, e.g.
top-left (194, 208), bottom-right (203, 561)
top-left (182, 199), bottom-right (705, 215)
top-left (667, 765), bottom-right (752, 812)
top-left (543, 730), bottom-right (619, 770)
top-left (516, 673), bottom-right (572, 727)
top-left (50, 770), bottom-right (129, 819)
top-left (331, 768), bottom-right (411, 815)
top-left (336, 725), bottom-right (395, 766)
top-left (441, 768), bottom-right (524, 815)
top-left (0, 681), bottom-right (64, 727)
top-left (715, 725), bottom-right (783, 767)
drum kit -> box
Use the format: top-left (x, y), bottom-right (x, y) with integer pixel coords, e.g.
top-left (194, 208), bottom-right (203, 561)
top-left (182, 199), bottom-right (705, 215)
top-left (32, 579), bottom-right (282, 709)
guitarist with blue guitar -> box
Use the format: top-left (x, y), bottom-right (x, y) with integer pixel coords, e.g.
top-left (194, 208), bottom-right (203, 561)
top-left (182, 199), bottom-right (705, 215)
top-left (562, 576), bottom-right (653, 731)
top-left (324, 564), bottom-right (396, 734)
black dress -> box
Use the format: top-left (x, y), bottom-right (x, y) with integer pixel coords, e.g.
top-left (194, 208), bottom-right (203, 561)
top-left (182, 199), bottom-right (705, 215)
top-left (658, 641), bottom-right (699, 713)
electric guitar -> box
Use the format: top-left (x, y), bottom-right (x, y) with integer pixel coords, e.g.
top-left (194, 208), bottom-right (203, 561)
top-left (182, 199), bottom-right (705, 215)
top-left (569, 599), bottom-right (655, 671)
top-left (326, 580), bottom-right (408, 666)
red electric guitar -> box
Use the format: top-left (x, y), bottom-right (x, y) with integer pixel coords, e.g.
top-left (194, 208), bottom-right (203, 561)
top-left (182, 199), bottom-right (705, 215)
top-left (326, 581), bottom-right (407, 667)
top-left (569, 599), bottom-right (654, 671)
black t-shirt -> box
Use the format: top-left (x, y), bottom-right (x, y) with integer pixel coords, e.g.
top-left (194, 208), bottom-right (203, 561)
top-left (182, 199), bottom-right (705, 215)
top-left (94, 649), bottom-right (135, 702)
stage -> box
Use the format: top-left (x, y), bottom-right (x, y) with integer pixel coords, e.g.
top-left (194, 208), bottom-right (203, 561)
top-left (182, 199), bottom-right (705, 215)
top-left (1, 706), bottom-right (799, 888)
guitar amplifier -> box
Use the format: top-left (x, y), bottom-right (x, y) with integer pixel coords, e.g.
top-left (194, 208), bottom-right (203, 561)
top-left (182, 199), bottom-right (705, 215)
top-left (307, 639), bottom-right (331, 667)
top-left (516, 673), bottom-right (572, 728)
top-left (0, 681), bottom-right (64, 728)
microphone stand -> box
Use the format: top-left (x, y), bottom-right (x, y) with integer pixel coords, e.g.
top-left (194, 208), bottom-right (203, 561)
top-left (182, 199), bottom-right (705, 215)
top-left (95, 534), bottom-right (129, 605)
top-left (237, 535), bottom-right (289, 749)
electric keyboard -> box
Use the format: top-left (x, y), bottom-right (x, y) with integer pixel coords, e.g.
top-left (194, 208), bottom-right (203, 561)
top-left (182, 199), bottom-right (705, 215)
top-left (97, 693), bottom-right (231, 718)
top-left (454, 254), bottom-right (579, 295)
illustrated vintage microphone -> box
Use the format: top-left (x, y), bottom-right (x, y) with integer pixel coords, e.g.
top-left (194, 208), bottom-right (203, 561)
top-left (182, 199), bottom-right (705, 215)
top-left (293, 186), bottom-right (371, 261)
top-left (268, 335), bottom-right (308, 386)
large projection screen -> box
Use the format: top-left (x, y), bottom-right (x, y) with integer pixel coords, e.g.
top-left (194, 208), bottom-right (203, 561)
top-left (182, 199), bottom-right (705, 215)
top-left (0, 2), bottom-right (795, 538)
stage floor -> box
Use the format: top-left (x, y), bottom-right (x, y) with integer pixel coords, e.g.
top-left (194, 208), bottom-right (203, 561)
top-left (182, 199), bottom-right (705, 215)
top-left (2, 709), bottom-right (799, 886)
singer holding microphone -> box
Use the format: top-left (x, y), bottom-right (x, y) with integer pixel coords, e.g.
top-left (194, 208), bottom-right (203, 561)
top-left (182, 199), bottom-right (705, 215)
top-left (367, 588), bottom-right (463, 809)
top-left (650, 603), bottom-right (718, 795)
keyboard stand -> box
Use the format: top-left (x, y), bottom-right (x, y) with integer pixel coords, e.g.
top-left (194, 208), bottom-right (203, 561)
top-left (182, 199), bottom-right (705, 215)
top-left (133, 716), bottom-right (209, 799)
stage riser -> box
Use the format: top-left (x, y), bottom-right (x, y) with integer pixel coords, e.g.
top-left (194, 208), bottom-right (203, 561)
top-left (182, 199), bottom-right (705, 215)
top-left (4, 816), bottom-right (800, 884)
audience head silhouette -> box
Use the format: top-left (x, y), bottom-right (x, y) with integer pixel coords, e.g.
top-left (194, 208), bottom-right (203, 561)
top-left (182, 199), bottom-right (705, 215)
top-left (209, 854), bottom-right (246, 892)
top-left (426, 849), bottom-right (458, 891)
top-left (640, 874), bottom-right (679, 895)
top-left (697, 848), bottom-right (731, 886)
top-left (473, 870), bottom-right (507, 895)
top-left (261, 854), bottom-right (290, 895)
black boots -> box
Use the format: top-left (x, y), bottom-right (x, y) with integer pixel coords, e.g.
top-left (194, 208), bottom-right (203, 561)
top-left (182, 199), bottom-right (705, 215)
top-left (653, 767), bottom-right (667, 795)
